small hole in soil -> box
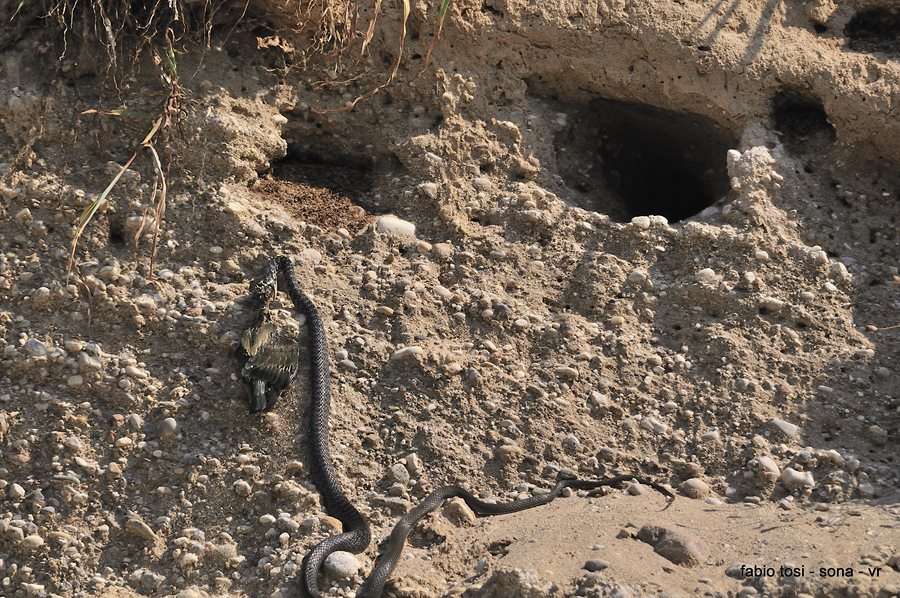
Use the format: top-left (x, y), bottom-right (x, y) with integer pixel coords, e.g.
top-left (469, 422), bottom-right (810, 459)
top-left (555, 98), bottom-right (735, 223)
top-left (845, 7), bottom-right (900, 54)
top-left (771, 91), bottom-right (835, 147)
top-left (812, 23), bottom-right (828, 34)
top-left (108, 219), bottom-right (125, 246)
top-left (272, 147), bottom-right (375, 203)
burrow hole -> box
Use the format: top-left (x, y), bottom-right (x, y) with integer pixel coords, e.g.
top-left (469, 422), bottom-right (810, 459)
top-left (272, 143), bottom-right (376, 204)
top-left (555, 98), bottom-right (736, 223)
top-left (770, 90), bottom-right (835, 153)
top-left (845, 7), bottom-right (900, 55)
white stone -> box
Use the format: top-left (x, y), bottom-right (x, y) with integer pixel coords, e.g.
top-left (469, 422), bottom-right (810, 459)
top-left (756, 456), bottom-right (780, 477)
top-left (680, 478), bottom-right (711, 499)
top-left (695, 268), bottom-right (717, 285)
top-left (376, 215), bottom-right (416, 238)
top-left (771, 418), bottom-right (799, 438)
top-left (418, 182), bottom-right (439, 198)
top-left (630, 215), bottom-right (651, 229)
top-left (780, 468), bottom-right (815, 491)
top-left (390, 346), bottom-right (423, 361)
top-left (323, 551), bottom-right (361, 579)
top-left (640, 417), bottom-right (668, 434)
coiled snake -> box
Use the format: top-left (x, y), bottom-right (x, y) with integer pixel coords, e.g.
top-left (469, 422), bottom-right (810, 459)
top-left (239, 256), bottom-right (674, 598)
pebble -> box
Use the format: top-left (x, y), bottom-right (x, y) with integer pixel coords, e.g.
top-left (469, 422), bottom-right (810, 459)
top-left (472, 177), bottom-right (493, 191)
top-left (584, 559), bottom-right (609, 572)
top-left (630, 215), bottom-right (651, 229)
top-left (771, 418), bottom-right (799, 438)
top-left (418, 182), bottom-right (438, 198)
top-left (640, 417), bottom-right (667, 434)
top-left (390, 346), bottom-right (423, 361)
top-left (636, 525), bottom-right (706, 566)
top-left (695, 268), bottom-right (718, 285)
top-left (443, 497), bottom-right (477, 526)
top-left (384, 463), bottom-right (411, 486)
top-left (755, 456), bottom-right (780, 477)
top-left (320, 516), bottom-right (343, 533)
top-left (680, 478), bottom-right (711, 499)
top-left (78, 352), bottom-right (102, 373)
top-left (324, 551), bottom-right (361, 579)
top-left (23, 338), bottom-right (48, 357)
top-left (376, 214), bottom-right (416, 238)
top-left (9, 483), bottom-right (25, 500)
top-left (125, 518), bottom-right (158, 541)
top-left (159, 417), bottom-right (178, 437)
top-left (404, 453), bottom-right (423, 478)
top-left (780, 468), bottom-right (815, 491)
top-left (22, 534), bottom-right (45, 549)
top-left (124, 365), bottom-right (148, 379)
top-left (233, 480), bottom-right (252, 497)
top-left (626, 482), bottom-right (645, 496)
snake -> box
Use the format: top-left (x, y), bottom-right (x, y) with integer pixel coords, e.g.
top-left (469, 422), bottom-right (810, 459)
top-left (239, 255), bottom-right (674, 598)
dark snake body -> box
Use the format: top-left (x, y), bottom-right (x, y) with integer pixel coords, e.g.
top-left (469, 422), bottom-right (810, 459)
top-left (242, 256), bottom-right (673, 598)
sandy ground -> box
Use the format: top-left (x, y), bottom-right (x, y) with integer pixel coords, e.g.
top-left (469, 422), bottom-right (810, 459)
top-left (0, 0), bottom-right (898, 597)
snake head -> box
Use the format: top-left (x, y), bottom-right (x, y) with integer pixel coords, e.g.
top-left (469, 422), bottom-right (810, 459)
top-left (250, 272), bottom-right (278, 304)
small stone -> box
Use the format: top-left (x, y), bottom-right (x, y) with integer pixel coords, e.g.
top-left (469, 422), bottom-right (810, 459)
top-left (755, 456), bottom-right (780, 477)
top-left (431, 243), bottom-right (454, 262)
top-left (771, 418), bottom-right (799, 438)
top-left (320, 516), bottom-right (343, 533)
top-left (626, 482), bottom-right (646, 496)
top-left (67, 375), bottom-right (84, 386)
top-left (22, 534), bottom-right (45, 549)
top-left (640, 417), bottom-right (668, 434)
top-left (443, 497), bottom-right (477, 526)
top-left (695, 268), bottom-right (717, 285)
top-left (21, 583), bottom-right (45, 597)
top-left (584, 559), bottom-right (609, 572)
top-left (630, 216), bottom-right (651, 229)
top-left (418, 182), bottom-right (439, 198)
top-left (384, 463), bottom-right (411, 486)
top-left (375, 306), bottom-right (395, 316)
top-left (701, 430), bottom-right (721, 442)
top-left (9, 483), bottom-right (25, 500)
top-left (125, 518), bottom-right (158, 541)
top-left (323, 551), bottom-right (361, 579)
top-left (180, 553), bottom-right (199, 568)
top-left (555, 365), bottom-right (579, 379)
top-left (376, 215), bottom-right (416, 238)
top-left (472, 177), bottom-right (493, 191)
top-left (680, 478), bottom-right (711, 499)
top-left (404, 453), bottom-right (423, 478)
top-left (78, 352), bottom-right (102, 373)
top-left (390, 346), bottom-right (423, 361)
top-left (23, 338), bottom-right (48, 357)
top-left (159, 417), bottom-right (178, 437)
top-left (780, 468), bottom-right (815, 491)
top-left (14, 207), bottom-right (33, 227)
top-left (64, 339), bottom-right (85, 353)
top-left (636, 525), bottom-right (706, 566)
top-left (233, 480), bottom-right (252, 497)
top-left (97, 264), bottom-right (121, 282)
top-left (124, 365), bottom-right (148, 379)
top-left (627, 269), bottom-right (648, 284)
top-left (867, 425), bottom-right (887, 445)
